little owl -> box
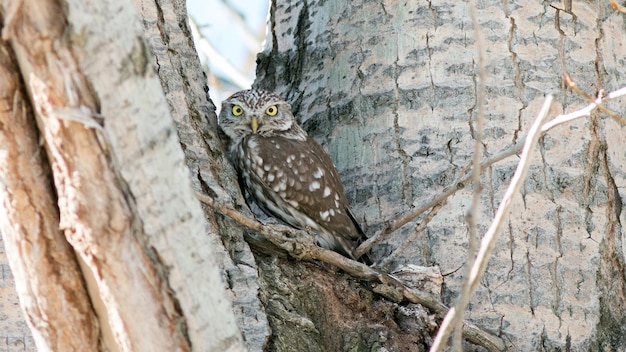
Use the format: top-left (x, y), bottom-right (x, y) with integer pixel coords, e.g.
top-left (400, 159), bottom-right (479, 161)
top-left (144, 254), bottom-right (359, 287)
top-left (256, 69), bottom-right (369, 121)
top-left (218, 89), bottom-right (369, 262)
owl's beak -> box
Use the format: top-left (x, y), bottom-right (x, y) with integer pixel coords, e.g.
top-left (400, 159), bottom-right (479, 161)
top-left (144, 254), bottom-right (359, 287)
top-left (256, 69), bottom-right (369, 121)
top-left (250, 116), bottom-right (259, 133)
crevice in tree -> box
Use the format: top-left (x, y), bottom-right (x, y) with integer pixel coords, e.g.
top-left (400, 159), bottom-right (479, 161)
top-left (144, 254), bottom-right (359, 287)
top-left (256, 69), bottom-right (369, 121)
top-left (595, 140), bottom-right (626, 350)
top-left (552, 5), bottom-right (569, 111)
top-left (506, 221), bottom-right (515, 280)
top-left (526, 250), bottom-right (535, 316)
top-left (507, 16), bottom-right (524, 145)
top-left (537, 135), bottom-right (556, 204)
top-left (549, 257), bottom-right (562, 320)
top-left (391, 42), bottom-right (413, 205)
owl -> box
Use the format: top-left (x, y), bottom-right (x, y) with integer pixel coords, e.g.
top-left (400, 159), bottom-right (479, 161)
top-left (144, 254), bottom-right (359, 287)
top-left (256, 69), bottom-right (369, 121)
top-left (218, 89), bottom-right (369, 263)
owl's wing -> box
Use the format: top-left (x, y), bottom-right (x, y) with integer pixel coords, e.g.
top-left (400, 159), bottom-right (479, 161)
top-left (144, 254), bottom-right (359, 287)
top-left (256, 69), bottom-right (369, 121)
top-left (246, 135), bottom-right (366, 258)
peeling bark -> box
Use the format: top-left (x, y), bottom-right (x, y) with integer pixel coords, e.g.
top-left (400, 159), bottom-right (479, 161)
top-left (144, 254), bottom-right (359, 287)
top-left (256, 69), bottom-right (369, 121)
top-left (0, 32), bottom-right (101, 352)
top-left (0, 0), bottom-right (244, 350)
top-left (2, 1), bottom-right (190, 350)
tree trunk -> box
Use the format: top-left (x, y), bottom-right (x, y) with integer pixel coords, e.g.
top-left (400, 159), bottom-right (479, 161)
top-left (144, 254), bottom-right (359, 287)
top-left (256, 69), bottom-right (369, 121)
top-left (254, 0), bottom-right (626, 350)
top-left (0, 37), bottom-right (99, 352)
top-left (3, 0), bottom-right (626, 351)
top-left (0, 0), bottom-right (245, 351)
top-left (134, 0), bottom-right (270, 348)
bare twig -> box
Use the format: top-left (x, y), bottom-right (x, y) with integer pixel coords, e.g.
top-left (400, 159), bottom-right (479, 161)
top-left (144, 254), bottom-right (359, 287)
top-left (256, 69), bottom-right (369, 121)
top-left (355, 183), bottom-right (462, 258)
top-left (355, 144), bottom-right (521, 258)
top-left (196, 192), bottom-right (509, 351)
top-left (564, 73), bottom-right (626, 124)
top-left (452, 0), bottom-right (486, 349)
top-left (356, 149), bottom-right (516, 258)
top-left (611, 0), bottom-right (626, 14)
top-left (378, 203), bottom-right (443, 268)
top-left (430, 96), bottom-right (554, 352)
top-left (543, 85), bottom-right (626, 132)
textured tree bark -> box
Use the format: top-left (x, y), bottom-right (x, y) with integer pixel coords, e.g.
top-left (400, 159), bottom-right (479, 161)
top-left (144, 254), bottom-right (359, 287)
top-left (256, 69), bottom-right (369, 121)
top-left (135, 0), bottom-right (270, 349)
top-left (0, 32), bottom-right (101, 352)
top-left (0, 0), bottom-right (244, 351)
top-left (4, 0), bottom-right (625, 350)
top-left (255, 0), bottom-right (626, 350)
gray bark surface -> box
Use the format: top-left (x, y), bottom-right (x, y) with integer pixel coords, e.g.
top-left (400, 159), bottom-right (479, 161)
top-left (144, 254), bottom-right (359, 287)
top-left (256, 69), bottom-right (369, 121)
top-left (255, 0), bottom-right (626, 350)
top-left (136, 0), bottom-right (270, 349)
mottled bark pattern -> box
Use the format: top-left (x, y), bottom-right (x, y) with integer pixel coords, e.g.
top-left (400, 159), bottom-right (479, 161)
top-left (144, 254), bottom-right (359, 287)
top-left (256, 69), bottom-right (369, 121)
top-left (135, 0), bottom-right (269, 349)
top-left (257, 254), bottom-right (437, 352)
top-left (257, 0), bottom-right (626, 350)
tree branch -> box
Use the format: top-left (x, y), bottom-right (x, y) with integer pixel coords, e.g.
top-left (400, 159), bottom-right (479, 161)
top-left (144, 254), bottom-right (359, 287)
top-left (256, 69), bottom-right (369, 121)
top-left (196, 192), bottom-right (510, 352)
top-left (611, 0), bottom-right (626, 14)
top-left (563, 73), bottom-right (626, 125)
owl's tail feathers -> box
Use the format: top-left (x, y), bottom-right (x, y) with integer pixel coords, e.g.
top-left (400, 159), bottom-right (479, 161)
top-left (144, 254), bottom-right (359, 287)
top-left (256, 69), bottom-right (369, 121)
top-left (345, 208), bottom-right (374, 265)
top-left (331, 235), bottom-right (373, 265)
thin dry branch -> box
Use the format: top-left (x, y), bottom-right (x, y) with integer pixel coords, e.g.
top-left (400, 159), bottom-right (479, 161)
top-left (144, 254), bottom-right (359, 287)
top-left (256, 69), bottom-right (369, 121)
top-left (196, 192), bottom-right (509, 352)
top-left (378, 203), bottom-right (443, 268)
top-left (429, 95), bottom-right (554, 352)
top-left (355, 183), bottom-right (462, 257)
top-left (564, 73), bottom-right (626, 125)
top-left (355, 143), bottom-right (521, 258)
top-left (454, 0), bottom-right (486, 349)
top-left (543, 85), bottom-right (626, 132)
top-left (611, 0), bottom-right (626, 14)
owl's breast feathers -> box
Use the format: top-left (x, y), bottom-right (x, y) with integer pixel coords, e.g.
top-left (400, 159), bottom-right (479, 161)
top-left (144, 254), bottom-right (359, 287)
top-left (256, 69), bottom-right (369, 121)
top-left (237, 134), bottom-right (366, 260)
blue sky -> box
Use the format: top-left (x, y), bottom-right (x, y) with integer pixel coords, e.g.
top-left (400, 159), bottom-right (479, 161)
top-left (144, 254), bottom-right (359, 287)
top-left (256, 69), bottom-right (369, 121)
top-left (187, 0), bottom-right (269, 99)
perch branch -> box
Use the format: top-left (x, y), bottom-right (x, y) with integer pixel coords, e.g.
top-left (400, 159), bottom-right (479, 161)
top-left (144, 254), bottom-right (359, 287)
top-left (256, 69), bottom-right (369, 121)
top-left (196, 192), bottom-right (509, 352)
top-left (429, 95), bottom-right (553, 352)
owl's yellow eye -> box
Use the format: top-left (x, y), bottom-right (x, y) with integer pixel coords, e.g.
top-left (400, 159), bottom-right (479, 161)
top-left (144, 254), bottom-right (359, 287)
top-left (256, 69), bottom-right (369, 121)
top-left (232, 105), bottom-right (244, 116)
top-left (265, 105), bottom-right (278, 116)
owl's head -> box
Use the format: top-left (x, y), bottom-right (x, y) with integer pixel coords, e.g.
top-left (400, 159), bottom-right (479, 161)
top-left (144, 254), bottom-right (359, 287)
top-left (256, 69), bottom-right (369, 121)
top-left (218, 89), bottom-right (307, 141)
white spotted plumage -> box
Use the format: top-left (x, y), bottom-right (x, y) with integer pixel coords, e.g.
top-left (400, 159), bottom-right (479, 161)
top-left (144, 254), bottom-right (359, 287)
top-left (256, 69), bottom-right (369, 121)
top-left (218, 89), bottom-right (368, 262)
